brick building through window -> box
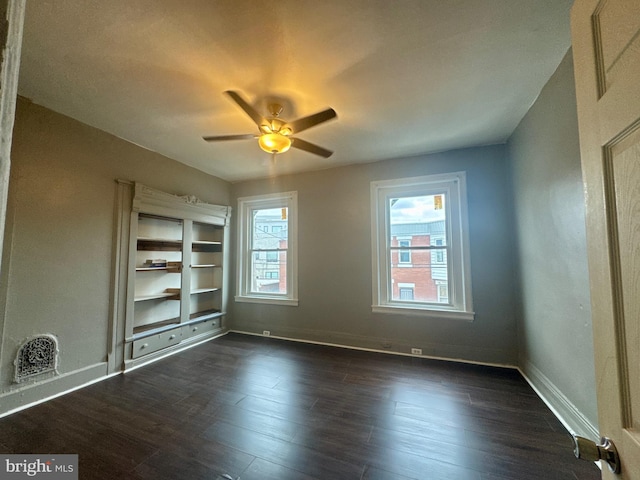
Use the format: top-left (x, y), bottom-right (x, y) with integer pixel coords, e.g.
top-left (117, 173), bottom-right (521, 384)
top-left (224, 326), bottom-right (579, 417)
top-left (390, 220), bottom-right (448, 304)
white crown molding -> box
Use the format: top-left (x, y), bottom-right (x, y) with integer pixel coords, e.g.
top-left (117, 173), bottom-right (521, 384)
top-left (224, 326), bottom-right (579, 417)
top-left (132, 183), bottom-right (231, 225)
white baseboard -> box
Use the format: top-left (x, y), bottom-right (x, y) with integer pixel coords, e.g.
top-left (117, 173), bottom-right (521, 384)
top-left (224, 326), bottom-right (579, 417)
top-left (229, 328), bottom-right (517, 369)
top-left (519, 361), bottom-right (599, 440)
top-left (230, 329), bottom-right (517, 370)
top-left (0, 331), bottom-right (230, 418)
top-left (0, 362), bottom-right (111, 418)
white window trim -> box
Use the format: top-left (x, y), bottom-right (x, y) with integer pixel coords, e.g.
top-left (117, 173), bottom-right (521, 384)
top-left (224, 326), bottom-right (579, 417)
top-left (236, 191), bottom-right (298, 306)
top-left (370, 172), bottom-right (474, 320)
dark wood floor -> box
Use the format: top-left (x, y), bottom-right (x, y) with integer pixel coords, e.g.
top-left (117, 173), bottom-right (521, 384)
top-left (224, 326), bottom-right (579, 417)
top-left (0, 333), bottom-right (600, 479)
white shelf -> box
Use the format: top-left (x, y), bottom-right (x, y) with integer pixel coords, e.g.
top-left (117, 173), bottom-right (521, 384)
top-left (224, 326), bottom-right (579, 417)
top-left (190, 288), bottom-right (220, 295)
top-left (136, 266), bottom-right (181, 272)
top-left (134, 292), bottom-right (179, 302)
top-left (138, 236), bottom-right (182, 243)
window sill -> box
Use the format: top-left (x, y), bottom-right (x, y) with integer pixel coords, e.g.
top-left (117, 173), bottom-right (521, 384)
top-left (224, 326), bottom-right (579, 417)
top-left (235, 295), bottom-right (298, 307)
top-left (372, 304), bottom-right (475, 321)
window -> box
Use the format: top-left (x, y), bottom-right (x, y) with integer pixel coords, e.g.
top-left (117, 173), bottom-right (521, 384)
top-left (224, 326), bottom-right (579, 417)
top-left (371, 172), bottom-right (474, 320)
top-left (437, 282), bottom-right (449, 303)
top-left (236, 191), bottom-right (298, 306)
top-left (432, 238), bottom-right (445, 264)
top-left (266, 251), bottom-right (278, 262)
top-left (398, 239), bottom-right (411, 264)
top-left (398, 285), bottom-right (415, 300)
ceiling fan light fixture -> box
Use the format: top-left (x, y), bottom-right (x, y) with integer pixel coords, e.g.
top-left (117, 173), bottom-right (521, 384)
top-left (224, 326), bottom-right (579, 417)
top-left (203, 91), bottom-right (335, 158)
top-left (258, 133), bottom-right (291, 154)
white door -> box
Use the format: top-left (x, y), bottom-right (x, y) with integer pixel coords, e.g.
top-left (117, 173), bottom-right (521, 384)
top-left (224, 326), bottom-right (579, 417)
top-left (571, 0), bottom-right (640, 477)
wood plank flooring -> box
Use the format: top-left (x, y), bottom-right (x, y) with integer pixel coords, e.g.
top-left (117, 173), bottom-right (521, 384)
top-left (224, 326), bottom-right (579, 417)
top-left (0, 333), bottom-right (601, 479)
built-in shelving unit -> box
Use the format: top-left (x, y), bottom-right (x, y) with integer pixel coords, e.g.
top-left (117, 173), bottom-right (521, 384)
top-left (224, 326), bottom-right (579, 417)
top-left (124, 183), bottom-right (230, 367)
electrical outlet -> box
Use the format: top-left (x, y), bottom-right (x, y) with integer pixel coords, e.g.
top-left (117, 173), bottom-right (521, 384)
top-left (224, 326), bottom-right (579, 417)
top-left (411, 348), bottom-right (422, 355)
top-left (263, 330), bottom-right (271, 336)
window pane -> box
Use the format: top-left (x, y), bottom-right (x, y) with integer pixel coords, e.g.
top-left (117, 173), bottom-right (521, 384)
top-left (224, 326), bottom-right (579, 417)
top-left (251, 251), bottom-right (287, 294)
top-left (266, 251), bottom-right (278, 262)
top-left (250, 206), bottom-right (288, 295)
top-left (399, 287), bottom-right (414, 300)
top-left (389, 194), bottom-right (448, 304)
top-left (389, 194), bottom-right (446, 245)
top-left (252, 207), bottom-right (288, 249)
top-left (390, 262), bottom-right (449, 303)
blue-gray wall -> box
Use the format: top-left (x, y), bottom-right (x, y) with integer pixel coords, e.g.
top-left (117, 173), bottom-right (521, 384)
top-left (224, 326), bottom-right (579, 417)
top-left (230, 145), bottom-right (518, 365)
top-left (507, 49), bottom-right (598, 436)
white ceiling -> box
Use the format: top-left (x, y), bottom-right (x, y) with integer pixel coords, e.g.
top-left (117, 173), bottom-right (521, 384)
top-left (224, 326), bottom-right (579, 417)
top-left (18, 0), bottom-right (573, 182)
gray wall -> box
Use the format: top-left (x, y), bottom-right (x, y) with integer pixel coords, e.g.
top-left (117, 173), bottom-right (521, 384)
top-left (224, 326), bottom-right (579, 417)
top-left (507, 50), bottom-right (598, 435)
top-left (0, 98), bottom-right (230, 414)
top-left (230, 145), bottom-right (518, 365)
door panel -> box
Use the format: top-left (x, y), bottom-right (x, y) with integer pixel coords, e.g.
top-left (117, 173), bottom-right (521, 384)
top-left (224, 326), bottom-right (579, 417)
top-left (572, 0), bottom-right (640, 477)
top-left (593, 0), bottom-right (640, 94)
top-left (608, 128), bottom-right (640, 434)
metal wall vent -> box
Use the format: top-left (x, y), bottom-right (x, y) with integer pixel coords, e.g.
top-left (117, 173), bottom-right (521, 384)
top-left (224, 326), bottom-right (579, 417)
top-left (14, 334), bottom-right (59, 383)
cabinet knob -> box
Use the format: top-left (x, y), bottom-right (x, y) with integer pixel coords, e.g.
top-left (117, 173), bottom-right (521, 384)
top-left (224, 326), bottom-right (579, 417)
top-left (193, 327), bottom-right (198, 332)
top-left (169, 335), bottom-right (176, 340)
top-left (141, 343), bottom-right (148, 349)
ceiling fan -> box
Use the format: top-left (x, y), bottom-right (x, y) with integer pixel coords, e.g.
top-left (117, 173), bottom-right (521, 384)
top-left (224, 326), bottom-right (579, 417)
top-left (203, 90), bottom-right (337, 158)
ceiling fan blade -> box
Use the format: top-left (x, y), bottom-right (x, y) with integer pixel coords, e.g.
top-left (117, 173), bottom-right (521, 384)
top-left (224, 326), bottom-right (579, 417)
top-left (224, 90), bottom-right (265, 128)
top-left (286, 108), bottom-right (337, 134)
top-left (202, 134), bottom-right (256, 142)
top-left (291, 137), bottom-right (333, 158)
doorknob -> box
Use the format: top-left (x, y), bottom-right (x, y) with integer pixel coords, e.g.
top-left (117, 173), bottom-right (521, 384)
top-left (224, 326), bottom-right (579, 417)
top-left (573, 435), bottom-right (621, 474)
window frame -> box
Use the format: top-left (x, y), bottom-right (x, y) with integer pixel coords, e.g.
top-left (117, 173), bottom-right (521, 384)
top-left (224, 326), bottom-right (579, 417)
top-left (370, 172), bottom-right (474, 320)
top-left (236, 191), bottom-right (298, 306)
